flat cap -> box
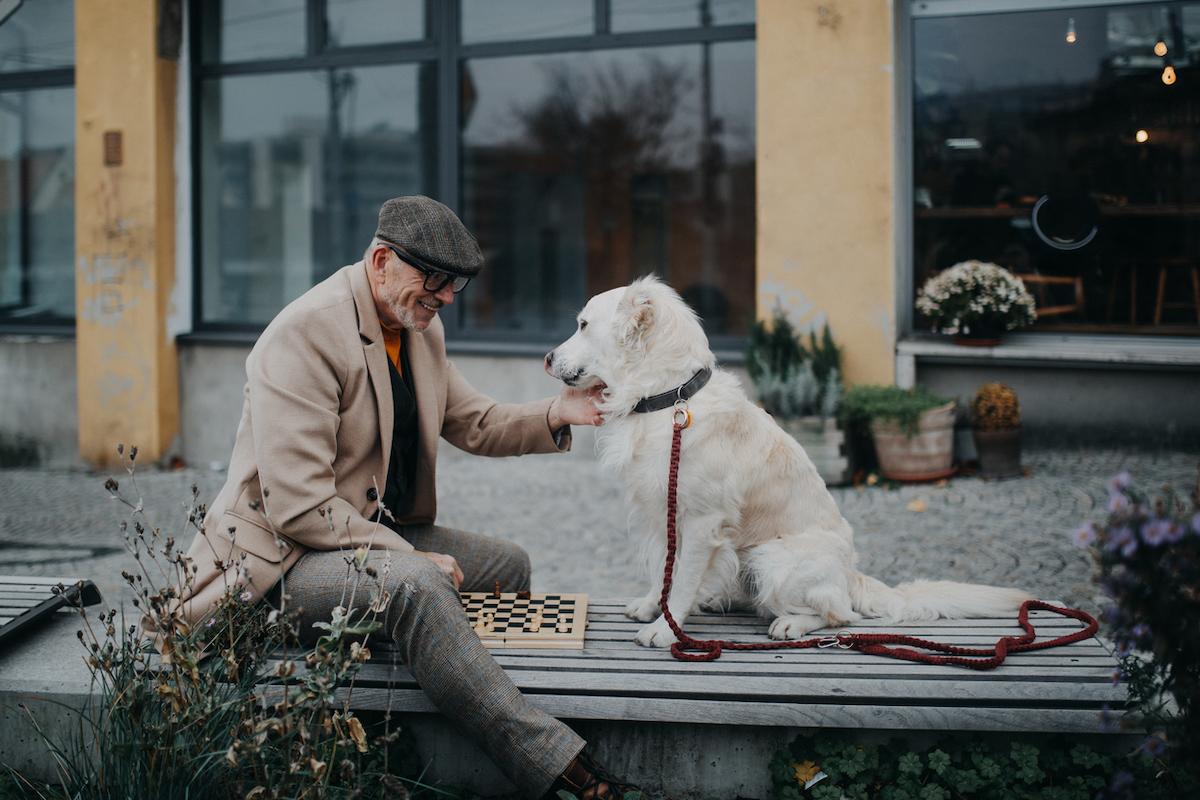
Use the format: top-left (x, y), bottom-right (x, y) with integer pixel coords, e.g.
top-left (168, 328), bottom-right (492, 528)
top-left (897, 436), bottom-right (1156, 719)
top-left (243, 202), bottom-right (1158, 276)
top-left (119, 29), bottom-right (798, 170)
top-left (375, 195), bottom-right (484, 277)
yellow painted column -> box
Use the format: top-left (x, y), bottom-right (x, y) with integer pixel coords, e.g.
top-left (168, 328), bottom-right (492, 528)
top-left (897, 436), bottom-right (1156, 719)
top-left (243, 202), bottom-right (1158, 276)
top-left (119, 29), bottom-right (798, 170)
top-left (75, 1), bottom-right (179, 467)
top-left (757, 0), bottom-right (896, 385)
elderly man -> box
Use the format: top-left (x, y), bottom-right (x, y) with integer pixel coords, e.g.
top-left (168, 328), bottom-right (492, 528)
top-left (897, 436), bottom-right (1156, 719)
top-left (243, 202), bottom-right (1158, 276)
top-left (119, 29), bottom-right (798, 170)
top-left (180, 196), bottom-right (635, 798)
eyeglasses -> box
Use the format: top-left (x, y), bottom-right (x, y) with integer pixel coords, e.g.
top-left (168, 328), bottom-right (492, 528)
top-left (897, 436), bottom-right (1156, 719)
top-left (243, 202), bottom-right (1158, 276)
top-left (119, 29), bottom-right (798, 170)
top-left (383, 243), bottom-right (471, 294)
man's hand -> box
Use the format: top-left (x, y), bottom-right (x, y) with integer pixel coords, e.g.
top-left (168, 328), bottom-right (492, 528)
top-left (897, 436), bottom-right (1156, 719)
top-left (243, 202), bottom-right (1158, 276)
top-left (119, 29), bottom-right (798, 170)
top-left (413, 551), bottom-right (463, 589)
top-left (548, 384), bottom-right (605, 429)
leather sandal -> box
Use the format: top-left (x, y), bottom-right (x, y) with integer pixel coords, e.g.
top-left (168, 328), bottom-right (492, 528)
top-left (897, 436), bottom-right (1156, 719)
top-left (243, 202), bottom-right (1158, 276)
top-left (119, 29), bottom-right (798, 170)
top-left (545, 750), bottom-right (642, 799)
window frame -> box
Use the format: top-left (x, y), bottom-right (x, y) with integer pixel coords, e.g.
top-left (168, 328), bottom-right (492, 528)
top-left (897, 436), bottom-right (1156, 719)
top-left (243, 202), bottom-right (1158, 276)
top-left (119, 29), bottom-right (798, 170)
top-left (899, 0), bottom-right (1198, 345)
top-left (0, 11), bottom-right (75, 331)
top-left (189, 0), bottom-right (755, 351)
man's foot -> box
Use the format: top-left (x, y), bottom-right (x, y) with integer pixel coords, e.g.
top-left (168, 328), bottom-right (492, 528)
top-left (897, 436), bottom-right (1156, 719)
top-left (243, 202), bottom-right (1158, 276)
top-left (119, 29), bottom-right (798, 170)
top-left (546, 751), bottom-right (641, 799)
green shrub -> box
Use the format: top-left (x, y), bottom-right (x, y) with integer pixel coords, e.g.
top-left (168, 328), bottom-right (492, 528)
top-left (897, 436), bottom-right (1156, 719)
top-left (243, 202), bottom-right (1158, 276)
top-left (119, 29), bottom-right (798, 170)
top-left (839, 384), bottom-right (953, 437)
top-left (747, 311), bottom-right (843, 419)
top-left (769, 731), bottom-right (1166, 800)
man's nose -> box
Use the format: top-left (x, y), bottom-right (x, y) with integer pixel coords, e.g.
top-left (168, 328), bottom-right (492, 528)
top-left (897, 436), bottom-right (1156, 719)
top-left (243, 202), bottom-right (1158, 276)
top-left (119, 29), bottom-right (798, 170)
top-left (435, 282), bottom-right (456, 305)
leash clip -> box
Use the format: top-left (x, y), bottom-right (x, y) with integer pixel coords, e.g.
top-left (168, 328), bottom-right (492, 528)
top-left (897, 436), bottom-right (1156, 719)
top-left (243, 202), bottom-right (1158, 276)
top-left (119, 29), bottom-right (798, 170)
top-left (672, 399), bottom-right (692, 429)
top-left (818, 631), bottom-right (853, 649)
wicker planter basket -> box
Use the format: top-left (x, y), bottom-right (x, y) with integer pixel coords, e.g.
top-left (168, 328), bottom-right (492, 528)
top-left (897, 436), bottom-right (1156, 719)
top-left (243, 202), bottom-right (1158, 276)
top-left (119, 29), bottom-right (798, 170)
top-left (869, 401), bottom-right (957, 482)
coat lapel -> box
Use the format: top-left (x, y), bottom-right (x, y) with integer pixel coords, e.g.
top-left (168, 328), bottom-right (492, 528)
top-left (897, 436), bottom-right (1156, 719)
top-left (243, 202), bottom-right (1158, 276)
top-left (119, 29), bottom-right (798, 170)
top-left (349, 262), bottom-right (393, 485)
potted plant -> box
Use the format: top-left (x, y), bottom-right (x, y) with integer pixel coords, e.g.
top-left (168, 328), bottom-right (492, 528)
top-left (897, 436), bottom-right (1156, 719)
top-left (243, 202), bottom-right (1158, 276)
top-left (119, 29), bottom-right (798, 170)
top-left (840, 384), bottom-right (956, 482)
top-left (746, 311), bottom-right (849, 485)
top-left (971, 382), bottom-right (1022, 479)
top-left (915, 260), bottom-right (1037, 345)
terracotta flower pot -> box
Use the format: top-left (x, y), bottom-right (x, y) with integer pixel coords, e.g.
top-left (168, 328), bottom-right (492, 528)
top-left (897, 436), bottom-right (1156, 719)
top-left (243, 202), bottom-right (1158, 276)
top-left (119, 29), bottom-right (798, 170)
top-left (869, 401), bottom-right (956, 482)
top-left (973, 426), bottom-right (1022, 479)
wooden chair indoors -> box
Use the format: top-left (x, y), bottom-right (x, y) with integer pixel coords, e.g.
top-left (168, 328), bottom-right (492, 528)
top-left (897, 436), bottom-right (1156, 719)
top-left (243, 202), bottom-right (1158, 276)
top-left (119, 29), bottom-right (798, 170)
top-left (1153, 257), bottom-right (1200, 325)
top-left (1015, 273), bottom-right (1086, 320)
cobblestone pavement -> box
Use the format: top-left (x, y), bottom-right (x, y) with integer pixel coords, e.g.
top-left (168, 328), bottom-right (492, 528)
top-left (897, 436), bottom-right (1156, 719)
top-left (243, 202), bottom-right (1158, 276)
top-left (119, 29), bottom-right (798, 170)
top-left (1, 445), bottom-right (1196, 619)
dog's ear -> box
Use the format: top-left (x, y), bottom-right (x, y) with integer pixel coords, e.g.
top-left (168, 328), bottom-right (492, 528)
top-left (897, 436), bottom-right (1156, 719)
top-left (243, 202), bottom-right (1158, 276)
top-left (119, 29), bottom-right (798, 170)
top-left (618, 284), bottom-right (655, 347)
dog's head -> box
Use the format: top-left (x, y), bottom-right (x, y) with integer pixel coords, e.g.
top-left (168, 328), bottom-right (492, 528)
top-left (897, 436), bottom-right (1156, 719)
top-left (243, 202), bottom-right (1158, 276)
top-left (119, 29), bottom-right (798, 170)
top-left (545, 276), bottom-right (714, 410)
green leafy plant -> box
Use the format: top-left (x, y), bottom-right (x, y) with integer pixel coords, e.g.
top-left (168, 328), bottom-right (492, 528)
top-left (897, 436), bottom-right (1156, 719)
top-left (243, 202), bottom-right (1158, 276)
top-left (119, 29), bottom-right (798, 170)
top-left (1074, 470), bottom-right (1200, 798)
top-left (768, 730), bottom-right (1168, 800)
top-left (839, 384), bottom-right (953, 437)
top-left (747, 310), bottom-right (843, 419)
top-left (20, 444), bottom-right (437, 800)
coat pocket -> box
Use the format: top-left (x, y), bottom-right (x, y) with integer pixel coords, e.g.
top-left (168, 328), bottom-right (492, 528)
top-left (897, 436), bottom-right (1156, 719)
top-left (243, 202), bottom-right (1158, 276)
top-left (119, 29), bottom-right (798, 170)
top-left (214, 511), bottom-right (295, 564)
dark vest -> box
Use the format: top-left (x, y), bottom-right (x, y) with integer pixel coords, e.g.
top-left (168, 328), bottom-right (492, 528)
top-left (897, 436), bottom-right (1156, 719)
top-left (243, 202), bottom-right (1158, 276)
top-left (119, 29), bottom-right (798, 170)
top-left (382, 338), bottom-right (418, 520)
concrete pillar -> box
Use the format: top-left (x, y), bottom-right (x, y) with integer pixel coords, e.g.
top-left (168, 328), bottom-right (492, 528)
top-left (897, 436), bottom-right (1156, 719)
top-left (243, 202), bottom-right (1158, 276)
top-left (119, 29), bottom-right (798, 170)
top-left (74, 0), bottom-right (179, 467)
top-left (757, 0), bottom-right (897, 385)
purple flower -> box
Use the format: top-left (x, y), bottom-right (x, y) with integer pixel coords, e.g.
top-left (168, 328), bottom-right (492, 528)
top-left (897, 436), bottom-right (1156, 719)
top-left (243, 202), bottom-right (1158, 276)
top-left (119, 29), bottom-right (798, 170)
top-left (1103, 526), bottom-right (1135, 554)
top-left (1164, 521), bottom-right (1185, 543)
top-left (1107, 491), bottom-right (1131, 514)
top-left (1072, 524), bottom-right (1097, 548)
top-left (1140, 519), bottom-right (1173, 547)
top-left (1140, 734), bottom-right (1168, 759)
top-left (1131, 623), bottom-right (1151, 641)
top-left (239, 589), bottom-right (253, 602)
top-left (1107, 471), bottom-right (1133, 494)
top-left (1191, 512), bottom-right (1200, 536)
top-left (206, 617), bottom-right (216, 628)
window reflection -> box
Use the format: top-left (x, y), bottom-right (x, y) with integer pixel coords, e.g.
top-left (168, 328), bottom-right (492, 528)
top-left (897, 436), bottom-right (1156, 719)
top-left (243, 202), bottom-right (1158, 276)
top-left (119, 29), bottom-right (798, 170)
top-left (460, 42), bottom-right (755, 339)
top-left (325, 0), bottom-right (425, 47)
top-left (913, 3), bottom-right (1200, 335)
top-left (201, 0), bottom-right (306, 63)
top-left (0, 88), bottom-right (75, 321)
top-left (611, 0), bottom-right (755, 32)
top-left (0, 0), bottom-right (74, 73)
top-left (199, 65), bottom-right (434, 325)
top-left (461, 0), bottom-right (592, 44)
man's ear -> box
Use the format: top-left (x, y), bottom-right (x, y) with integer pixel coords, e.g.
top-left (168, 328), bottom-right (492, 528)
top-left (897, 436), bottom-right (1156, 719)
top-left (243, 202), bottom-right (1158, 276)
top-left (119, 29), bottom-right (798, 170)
top-left (618, 285), bottom-right (655, 347)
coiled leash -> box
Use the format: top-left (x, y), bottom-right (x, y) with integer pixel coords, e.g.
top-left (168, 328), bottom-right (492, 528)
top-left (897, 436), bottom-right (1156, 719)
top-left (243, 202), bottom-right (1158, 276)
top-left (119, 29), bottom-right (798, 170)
top-left (657, 404), bottom-right (1099, 668)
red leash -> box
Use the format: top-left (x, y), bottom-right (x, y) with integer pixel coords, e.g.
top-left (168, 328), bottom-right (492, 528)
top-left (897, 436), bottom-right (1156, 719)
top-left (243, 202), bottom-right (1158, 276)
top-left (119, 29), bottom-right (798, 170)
top-left (657, 415), bottom-right (1098, 668)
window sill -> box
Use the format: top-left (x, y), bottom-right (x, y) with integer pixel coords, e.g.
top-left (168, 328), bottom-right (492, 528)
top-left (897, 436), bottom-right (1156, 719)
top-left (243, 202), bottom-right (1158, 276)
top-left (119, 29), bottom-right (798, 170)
top-left (0, 324), bottom-right (76, 341)
top-left (897, 332), bottom-right (1200, 372)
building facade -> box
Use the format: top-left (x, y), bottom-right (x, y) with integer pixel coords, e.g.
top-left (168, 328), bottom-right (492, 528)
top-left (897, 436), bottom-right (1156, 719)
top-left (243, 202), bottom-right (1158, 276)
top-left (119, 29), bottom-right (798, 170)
top-left (0, 0), bottom-right (1196, 468)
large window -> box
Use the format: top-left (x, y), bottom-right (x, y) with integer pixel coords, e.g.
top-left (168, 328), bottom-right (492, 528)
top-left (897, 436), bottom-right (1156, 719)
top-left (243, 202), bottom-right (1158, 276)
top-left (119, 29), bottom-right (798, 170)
top-left (0, 0), bottom-right (75, 326)
top-left (912, 1), bottom-right (1200, 336)
top-left (195, 1), bottom-right (756, 343)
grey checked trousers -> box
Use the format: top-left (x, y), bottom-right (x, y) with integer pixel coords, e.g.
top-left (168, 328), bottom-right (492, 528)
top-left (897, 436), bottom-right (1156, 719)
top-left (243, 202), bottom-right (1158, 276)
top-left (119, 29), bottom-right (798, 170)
top-left (281, 524), bottom-right (585, 798)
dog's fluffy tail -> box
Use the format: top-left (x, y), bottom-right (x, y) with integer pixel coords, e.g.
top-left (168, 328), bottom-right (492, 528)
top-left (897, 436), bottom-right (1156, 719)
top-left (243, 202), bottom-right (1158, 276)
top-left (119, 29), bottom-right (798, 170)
top-left (849, 571), bottom-right (1032, 622)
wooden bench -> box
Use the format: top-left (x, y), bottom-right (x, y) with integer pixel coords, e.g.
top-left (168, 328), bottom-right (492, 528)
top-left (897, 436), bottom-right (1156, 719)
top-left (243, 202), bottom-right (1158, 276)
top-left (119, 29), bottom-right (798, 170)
top-left (0, 575), bottom-right (102, 645)
top-left (296, 598), bottom-right (1129, 798)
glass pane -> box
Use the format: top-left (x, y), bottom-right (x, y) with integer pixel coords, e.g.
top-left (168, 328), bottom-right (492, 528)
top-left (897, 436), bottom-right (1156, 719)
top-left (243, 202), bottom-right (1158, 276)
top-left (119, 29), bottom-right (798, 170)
top-left (199, 65), bottom-right (435, 326)
top-left (612, 0), bottom-right (755, 32)
top-left (201, 0), bottom-right (306, 63)
top-left (0, 0), bottom-right (74, 73)
top-left (460, 41), bottom-right (756, 340)
top-left (0, 87), bottom-right (75, 321)
top-left (326, 0), bottom-right (425, 47)
top-left (461, 0), bottom-right (591, 44)
top-left (913, 4), bottom-right (1200, 336)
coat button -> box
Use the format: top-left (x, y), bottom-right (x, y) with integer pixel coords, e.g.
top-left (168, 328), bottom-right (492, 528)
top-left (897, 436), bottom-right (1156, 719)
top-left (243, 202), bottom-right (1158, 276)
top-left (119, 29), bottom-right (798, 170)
top-left (366, 488), bottom-right (378, 502)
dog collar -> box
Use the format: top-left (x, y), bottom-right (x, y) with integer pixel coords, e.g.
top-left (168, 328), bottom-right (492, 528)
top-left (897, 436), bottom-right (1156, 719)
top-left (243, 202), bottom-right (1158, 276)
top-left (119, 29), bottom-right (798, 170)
top-left (631, 367), bottom-right (713, 414)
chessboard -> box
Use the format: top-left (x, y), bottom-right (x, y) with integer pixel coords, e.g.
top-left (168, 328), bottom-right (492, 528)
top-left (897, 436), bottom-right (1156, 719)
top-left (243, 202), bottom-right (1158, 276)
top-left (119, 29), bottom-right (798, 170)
top-left (460, 592), bottom-right (588, 649)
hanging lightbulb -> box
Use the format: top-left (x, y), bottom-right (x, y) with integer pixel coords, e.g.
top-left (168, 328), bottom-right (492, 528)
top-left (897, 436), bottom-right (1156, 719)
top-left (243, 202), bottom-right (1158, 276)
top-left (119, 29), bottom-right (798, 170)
top-left (1065, 17), bottom-right (1077, 44)
top-left (1162, 64), bottom-right (1177, 85)
top-left (1154, 39), bottom-right (1168, 57)
top-left (1136, 129), bottom-right (1150, 143)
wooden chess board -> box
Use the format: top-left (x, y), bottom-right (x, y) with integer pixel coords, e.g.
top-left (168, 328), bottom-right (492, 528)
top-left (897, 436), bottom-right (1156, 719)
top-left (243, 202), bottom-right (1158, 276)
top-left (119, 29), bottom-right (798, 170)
top-left (459, 592), bottom-right (588, 649)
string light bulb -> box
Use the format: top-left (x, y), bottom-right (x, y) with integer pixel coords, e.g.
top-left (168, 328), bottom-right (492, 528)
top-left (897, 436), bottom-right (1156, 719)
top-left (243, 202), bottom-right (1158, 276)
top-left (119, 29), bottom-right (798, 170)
top-left (1154, 40), bottom-right (1168, 57)
top-left (1162, 64), bottom-right (1177, 85)
top-left (1136, 129), bottom-right (1149, 143)
top-left (1065, 17), bottom-right (1077, 44)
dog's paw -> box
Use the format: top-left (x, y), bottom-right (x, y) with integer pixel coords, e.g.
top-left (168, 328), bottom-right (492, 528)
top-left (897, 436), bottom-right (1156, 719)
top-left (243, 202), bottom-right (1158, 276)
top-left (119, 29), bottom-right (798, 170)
top-left (624, 597), bottom-right (661, 622)
top-left (634, 618), bottom-right (676, 648)
top-left (768, 614), bottom-right (825, 640)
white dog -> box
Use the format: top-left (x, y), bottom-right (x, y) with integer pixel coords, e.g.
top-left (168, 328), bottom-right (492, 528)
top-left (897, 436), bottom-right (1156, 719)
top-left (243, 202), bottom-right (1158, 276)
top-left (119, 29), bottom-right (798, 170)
top-left (546, 276), bottom-right (1031, 648)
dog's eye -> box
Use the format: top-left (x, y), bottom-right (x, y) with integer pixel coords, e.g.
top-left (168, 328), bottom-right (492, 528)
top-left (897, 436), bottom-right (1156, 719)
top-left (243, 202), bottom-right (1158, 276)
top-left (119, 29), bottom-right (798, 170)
top-left (579, 320), bottom-right (588, 330)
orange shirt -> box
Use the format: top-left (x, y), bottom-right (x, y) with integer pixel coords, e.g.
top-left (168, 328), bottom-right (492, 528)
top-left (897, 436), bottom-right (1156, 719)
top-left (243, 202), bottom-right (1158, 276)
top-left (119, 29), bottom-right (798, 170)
top-left (382, 329), bottom-right (404, 376)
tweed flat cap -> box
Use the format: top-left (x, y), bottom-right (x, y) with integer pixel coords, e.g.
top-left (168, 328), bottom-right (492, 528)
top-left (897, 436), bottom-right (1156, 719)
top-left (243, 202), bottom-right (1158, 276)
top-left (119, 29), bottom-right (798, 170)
top-left (375, 195), bottom-right (484, 277)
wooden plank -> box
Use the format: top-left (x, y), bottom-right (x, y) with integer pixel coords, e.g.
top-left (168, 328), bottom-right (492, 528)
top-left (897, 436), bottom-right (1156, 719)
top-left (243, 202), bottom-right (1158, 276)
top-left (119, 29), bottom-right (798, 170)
top-left (344, 665), bottom-right (1125, 704)
top-left (269, 686), bottom-right (1122, 733)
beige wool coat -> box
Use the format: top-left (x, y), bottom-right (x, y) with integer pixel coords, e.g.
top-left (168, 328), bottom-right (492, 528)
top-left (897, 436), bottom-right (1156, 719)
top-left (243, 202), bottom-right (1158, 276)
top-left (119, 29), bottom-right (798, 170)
top-left (177, 261), bottom-right (568, 625)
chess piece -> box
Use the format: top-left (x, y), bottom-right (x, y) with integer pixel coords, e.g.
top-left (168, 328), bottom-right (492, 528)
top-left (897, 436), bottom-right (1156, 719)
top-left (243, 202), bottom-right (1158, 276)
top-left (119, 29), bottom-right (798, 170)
top-left (494, 580), bottom-right (502, 598)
